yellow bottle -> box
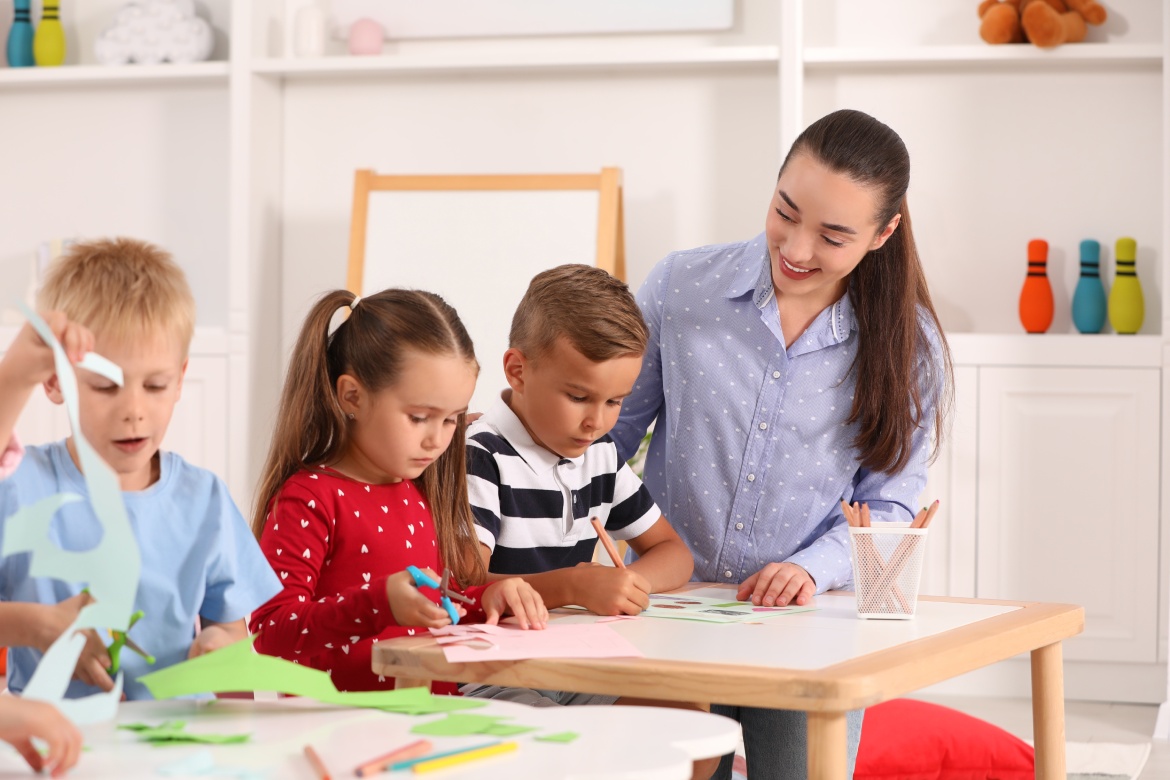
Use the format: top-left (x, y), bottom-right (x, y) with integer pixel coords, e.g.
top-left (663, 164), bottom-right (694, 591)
top-left (33, 0), bottom-right (65, 67)
top-left (1107, 237), bottom-right (1143, 334)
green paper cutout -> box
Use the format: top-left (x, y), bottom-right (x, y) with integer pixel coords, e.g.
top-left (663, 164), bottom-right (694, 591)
top-left (119, 720), bottom-right (187, 732)
top-left (380, 697), bottom-right (487, 715)
top-left (410, 713), bottom-right (507, 736)
top-left (119, 719), bottom-right (250, 745)
top-left (139, 634), bottom-right (431, 711)
top-left (535, 731), bottom-right (580, 743)
top-left (710, 602), bottom-right (751, 608)
top-left (482, 723), bottom-right (538, 736)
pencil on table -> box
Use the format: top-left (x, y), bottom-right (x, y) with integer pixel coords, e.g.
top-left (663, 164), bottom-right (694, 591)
top-left (591, 517), bottom-right (625, 569)
top-left (354, 739), bottom-right (432, 777)
top-left (304, 745), bottom-right (331, 780)
top-left (412, 741), bottom-right (519, 774)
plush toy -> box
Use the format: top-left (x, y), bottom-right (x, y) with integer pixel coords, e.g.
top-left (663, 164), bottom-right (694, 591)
top-left (978, 0), bottom-right (1107, 48)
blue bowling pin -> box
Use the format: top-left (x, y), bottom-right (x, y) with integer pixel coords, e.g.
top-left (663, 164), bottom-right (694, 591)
top-left (6, 0), bottom-right (35, 68)
top-left (1071, 239), bottom-right (1107, 333)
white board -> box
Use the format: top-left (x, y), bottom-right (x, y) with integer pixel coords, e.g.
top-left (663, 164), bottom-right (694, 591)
top-left (360, 189), bottom-right (601, 414)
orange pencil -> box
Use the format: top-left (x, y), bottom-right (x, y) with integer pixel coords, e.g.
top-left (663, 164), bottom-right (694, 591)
top-left (591, 516), bottom-right (625, 569)
top-left (922, 499), bottom-right (940, 528)
top-left (354, 739), bottom-right (433, 777)
top-left (304, 745), bottom-right (331, 780)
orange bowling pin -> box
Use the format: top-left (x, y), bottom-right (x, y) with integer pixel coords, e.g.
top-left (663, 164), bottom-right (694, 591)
top-left (1018, 239), bottom-right (1054, 334)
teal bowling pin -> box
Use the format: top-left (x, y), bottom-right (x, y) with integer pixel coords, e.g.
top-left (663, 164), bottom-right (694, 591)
top-left (6, 0), bottom-right (34, 67)
top-left (1071, 239), bottom-right (1107, 333)
top-left (33, 0), bottom-right (65, 67)
top-left (1108, 237), bottom-right (1143, 334)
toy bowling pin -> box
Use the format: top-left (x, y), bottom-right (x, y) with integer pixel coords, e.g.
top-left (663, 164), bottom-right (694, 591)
top-left (1018, 238), bottom-right (1054, 334)
top-left (33, 0), bottom-right (66, 67)
top-left (6, 0), bottom-right (35, 67)
top-left (1071, 239), bottom-right (1107, 333)
top-left (1108, 236), bottom-right (1143, 334)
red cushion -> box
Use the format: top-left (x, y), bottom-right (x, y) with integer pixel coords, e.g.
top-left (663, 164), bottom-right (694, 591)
top-left (854, 699), bottom-right (1035, 780)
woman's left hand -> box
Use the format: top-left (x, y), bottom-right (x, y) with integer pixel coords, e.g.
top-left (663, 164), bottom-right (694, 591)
top-left (737, 562), bottom-right (815, 607)
top-left (481, 578), bottom-right (548, 630)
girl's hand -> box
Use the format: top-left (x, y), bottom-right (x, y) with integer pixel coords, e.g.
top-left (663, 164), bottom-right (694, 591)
top-left (737, 562), bottom-right (815, 607)
top-left (0, 313), bottom-right (94, 387)
top-left (0, 697), bottom-right (83, 778)
top-left (481, 577), bottom-right (548, 630)
top-left (385, 569), bottom-right (464, 628)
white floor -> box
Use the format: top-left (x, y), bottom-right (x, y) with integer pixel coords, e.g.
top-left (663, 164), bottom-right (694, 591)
top-left (917, 695), bottom-right (1167, 778)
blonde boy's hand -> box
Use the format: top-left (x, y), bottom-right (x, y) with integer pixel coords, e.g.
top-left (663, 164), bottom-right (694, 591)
top-left (187, 624), bottom-right (236, 659)
top-left (0, 697), bottom-right (83, 778)
top-left (385, 569), bottom-right (464, 629)
top-left (737, 562), bottom-right (815, 607)
top-left (481, 578), bottom-right (547, 630)
top-left (573, 566), bottom-right (651, 616)
top-left (0, 312), bottom-right (94, 387)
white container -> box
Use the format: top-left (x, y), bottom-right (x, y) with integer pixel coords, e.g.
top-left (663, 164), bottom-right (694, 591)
top-left (294, 3), bottom-right (328, 58)
top-left (848, 523), bottom-right (928, 620)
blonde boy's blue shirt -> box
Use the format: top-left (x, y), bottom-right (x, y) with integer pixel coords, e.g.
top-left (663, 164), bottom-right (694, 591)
top-left (0, 441), bottom-right (282, 700)
top-left (612, 234), bottom-right (940, 592)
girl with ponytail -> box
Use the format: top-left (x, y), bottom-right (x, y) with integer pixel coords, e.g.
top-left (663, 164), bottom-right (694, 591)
top-left (249, 288), bottom-right (546, 694)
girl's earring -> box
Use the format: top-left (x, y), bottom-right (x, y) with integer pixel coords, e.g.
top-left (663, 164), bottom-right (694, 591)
top-left (347, 413), bottom-right (355, 421)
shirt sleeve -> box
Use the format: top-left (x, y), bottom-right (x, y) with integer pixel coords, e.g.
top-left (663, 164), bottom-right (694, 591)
top-left (605, 460), bottom-right (661, 542)
top-left (199, 476), bottom-right (283, 624)
top-left (612, 254), bottom-right (673, 462)
top-left (0, 435), bottom-right (24, 480)
top-left (465, 439), bottom-right (502, 552)
top-left (786, 324), bottom-right (945, 593)
top-left (249, 480), bottom-right (401, 659)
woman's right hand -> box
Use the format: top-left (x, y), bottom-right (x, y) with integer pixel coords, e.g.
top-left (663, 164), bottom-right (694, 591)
top-left (0, 697), bottom-right (83, 777)
top-left (385, 569), bottom-right (463, 628)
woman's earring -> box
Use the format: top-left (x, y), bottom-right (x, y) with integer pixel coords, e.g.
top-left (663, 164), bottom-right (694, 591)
top-left (347, 413), bottom-right (355, 421)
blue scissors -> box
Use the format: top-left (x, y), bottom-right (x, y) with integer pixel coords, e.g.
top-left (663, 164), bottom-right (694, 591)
top-left (406, 566), bottom-right (476, 625)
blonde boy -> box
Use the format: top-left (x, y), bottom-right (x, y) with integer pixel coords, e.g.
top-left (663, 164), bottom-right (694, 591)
top-left (0, 238), bottom-right (280, 700)
top-left (466, 264), bottom-right (693, 619)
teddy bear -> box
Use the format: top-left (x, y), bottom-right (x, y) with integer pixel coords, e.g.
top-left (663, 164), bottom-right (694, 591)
top-left (979, 0), bottom-right (1107, 48)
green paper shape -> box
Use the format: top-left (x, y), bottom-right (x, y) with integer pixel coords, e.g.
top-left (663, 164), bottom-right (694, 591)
top-left (377, 697), bottom-right (487, 715)
top-left (119, 719), bottom-right (249, 745)
top-left (535, 731), bottom-right (580, 743)
top-left (410, 713), bottom-right (506, 736)
top-left (118, 720), bottom-right (186, 733)
top-left (139, 634), bottom-right (430, 711)
top-left (710, 602), bottom-right (751, 608)
top-left (482, 723), bottom-right (538, 736)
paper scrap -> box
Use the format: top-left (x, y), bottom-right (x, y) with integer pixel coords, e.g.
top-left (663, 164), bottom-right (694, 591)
top-left (535, 732), bottom-right (580, 744)
top-left (481, 723), bottom-right (538, 737)
top-left (156, 748), bottom-right (267, 778)
top-left (118, 720), bottom-right (250, 745)
top-left (643, 593), bottom-right (818, 623)
top-left (410, 714), bottom-right (506, 737)
top-left (428, 622), bottom-right (642, 663)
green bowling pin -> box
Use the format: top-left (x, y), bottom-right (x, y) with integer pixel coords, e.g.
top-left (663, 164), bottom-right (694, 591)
top-left (1107, 237), bottom-right (1143, 334)
top-left (33, 0), bottom-right (65, 67)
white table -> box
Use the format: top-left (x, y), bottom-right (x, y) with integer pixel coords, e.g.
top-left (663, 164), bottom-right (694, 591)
top-left (0, 696), bottom-right (739, 779)
top-left (374, 584), bottom-right (1085, 779)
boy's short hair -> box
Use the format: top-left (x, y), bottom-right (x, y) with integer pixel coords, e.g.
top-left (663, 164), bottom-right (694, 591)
top-left (510, 264), bottom-right (648, 363)
top-left (37, 237), bottom-right (195, 354)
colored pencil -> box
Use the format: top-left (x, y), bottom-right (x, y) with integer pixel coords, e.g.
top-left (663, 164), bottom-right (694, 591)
top-left (388, 741), bottom-right (501, 772)
top-left (412, 741), bottom-right (518, 774)
top-left (354, 739), bottom-right (432, 777)
top-left (591, 516), bottom-right (625, 569)
top-left (304, 744), bottom-right (331, 780)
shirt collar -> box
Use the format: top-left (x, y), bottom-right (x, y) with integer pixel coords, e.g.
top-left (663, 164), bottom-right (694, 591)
top-left (723, 233), bottom-right (771, 300)
top-left (481, 392), bottom-right (583, 474)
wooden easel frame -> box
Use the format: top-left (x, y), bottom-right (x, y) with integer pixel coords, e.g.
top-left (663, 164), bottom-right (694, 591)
top-left (346, 168), bottom-right (626, 294)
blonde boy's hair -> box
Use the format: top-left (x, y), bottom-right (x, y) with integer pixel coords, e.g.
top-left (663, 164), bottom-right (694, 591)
top-left (510, 264), bottom-right (648, 362)
top-left (37, 237), bottom-right (196, 354)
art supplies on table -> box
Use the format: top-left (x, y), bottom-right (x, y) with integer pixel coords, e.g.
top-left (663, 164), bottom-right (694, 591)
top-left (428, 622), bottom-right (643, 662)
top-left (407, 565), bottom-right (476, 625)
top-left (591, 516), bottom-right (625, 568)
top-left (641, 593), bottom-right (818, 623)
top-left (843, 500), bottom-right (937, 619)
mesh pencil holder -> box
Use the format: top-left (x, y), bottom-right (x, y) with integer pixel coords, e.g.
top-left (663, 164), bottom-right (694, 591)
top-left (848, 523), bottom-right (928, 619)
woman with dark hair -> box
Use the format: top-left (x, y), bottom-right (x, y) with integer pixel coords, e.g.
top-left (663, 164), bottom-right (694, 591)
top-left (613, 109), bottom-right (954, 779)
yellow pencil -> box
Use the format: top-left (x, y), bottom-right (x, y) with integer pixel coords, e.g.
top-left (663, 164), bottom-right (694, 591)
top-left (412, 741), bottom-right (518, 774)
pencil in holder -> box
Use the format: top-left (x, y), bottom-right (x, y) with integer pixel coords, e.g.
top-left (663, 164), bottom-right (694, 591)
top-left (848, 523), bottom-right (928, 619)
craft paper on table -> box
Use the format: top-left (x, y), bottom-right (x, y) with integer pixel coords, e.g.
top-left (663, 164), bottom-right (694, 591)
top-left (139, 633), bottom-right (473, 714)
top-left (118, 720), bottom-right (250, 744)
top-left (535, 731), bottom-right (580, 744)
top-left (641, 594), bottom-right (818, 623)
top-left (428, 622), bottom-right (643, 662)
top-left (1, 305), bottom-right (138, 723)
top-left (155, 749), bottom-right (267, 779)
top-left (411, 713), bottom-right (509, 737)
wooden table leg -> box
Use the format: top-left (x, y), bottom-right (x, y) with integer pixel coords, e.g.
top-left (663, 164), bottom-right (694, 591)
top-left (1031, 641), bottom-right (1067, 780)
top-left (807, 711), bottom-right (847, 780)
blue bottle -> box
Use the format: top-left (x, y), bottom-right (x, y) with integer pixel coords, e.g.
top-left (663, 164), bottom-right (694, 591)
top-left (6, 0), bottom-right (35, 68)
top-left (1071, 239), bottom-right (1107, 334)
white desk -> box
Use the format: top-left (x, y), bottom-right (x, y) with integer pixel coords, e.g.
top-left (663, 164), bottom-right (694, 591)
top-left (374, 585), bottom-right (1084, 780)
top-left (0, 697), bottom-right (740, 779)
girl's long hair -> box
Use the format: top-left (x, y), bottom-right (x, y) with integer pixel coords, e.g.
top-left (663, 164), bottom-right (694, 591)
top-left (781, 109), bottom-right (953, 473)
top-left (251, 288), bottom-right (486, 586)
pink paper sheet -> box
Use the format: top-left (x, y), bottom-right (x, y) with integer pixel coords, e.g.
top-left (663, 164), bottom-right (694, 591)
top-left (428, 622), bottom-right (643, 662)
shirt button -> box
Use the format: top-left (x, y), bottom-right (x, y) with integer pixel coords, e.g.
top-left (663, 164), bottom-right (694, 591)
top-left (747, 473), bottom-right (756, 482)
top-left (735, 522), bottom-right (744, 530)
top-left (758, 422), bottom-right (767, 430)
top-left (772, 371), bottom-right (781, 379)
top-left (724, 570), bottom-right (733, 579)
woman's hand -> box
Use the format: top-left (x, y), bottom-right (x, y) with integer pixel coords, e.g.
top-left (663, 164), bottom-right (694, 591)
top-left (385, 569), bottom-right (464, 628)
top-left (737, 562), bottom-right (816, 607)
top-left (481, 577), bottom-right (548, 629)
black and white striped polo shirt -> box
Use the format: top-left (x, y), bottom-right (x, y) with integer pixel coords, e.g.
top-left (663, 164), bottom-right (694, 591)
top-left (467, 397), bottom-right (660, 575)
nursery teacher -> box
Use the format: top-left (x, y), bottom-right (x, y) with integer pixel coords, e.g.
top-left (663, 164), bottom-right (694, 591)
top-left (612, 108), bottom-right (953, 779)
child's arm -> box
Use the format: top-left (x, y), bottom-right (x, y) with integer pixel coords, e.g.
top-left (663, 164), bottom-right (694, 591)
top-left (478, 546), bottom-right (650, 616)
top-left (625, 516), bottom-right (694, 592)
top-left (0, 697), bottom-right (83, 778)
top-left (0, 314), bottom-right (93, 458)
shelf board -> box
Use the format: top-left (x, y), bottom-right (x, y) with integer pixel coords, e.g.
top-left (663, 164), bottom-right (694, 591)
top-left (946, 332), bottom-right (1166, 368)
top-left (804, 43), bottom-right (1163, 70)
top-left (253, 45), bottom-right (780, 79)
top-left (0, 61), bottom-right (229, 88)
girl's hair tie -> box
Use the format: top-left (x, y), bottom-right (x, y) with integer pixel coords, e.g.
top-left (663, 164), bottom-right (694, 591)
top-left (349, 295), bottom-right (362, 310)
